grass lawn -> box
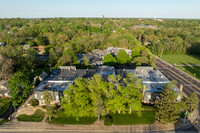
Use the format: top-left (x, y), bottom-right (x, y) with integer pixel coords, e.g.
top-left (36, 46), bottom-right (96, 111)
top-left (177, 66), bottom-right (200, 80)
top-left (161, 54), bottom-right (200, 65)
top-left (0, 98), bottom-right (11, 115)
top-left (0, 118), bottom-right (10, 125)
top-left (161, 54), bottom-right (200, 80)
top-left (113, 111), bottom-right (155, 125)
top-left (142, 105), bottom-right (155, 111)
top-left (17, 109), bottom-right (45, 122)
top-left (49, 109), bottom-right (97, 125)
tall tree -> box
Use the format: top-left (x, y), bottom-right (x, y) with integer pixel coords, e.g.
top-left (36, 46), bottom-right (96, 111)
top-left (8, 72), bottom-right (32, 109)
top-left (42, 90), bottom-right (54, 121)
top-left (103, 75), bottom-right (126, 114)
top-left (184, 92), bottom-right (199, 112)
top-left (62, 78), bottom-right (93, 120)
top-left (88, 74), bottom-right (107, 122)
top-left (155, 83), bottom-right (179, 124)
top-left (94, 96), bottom-right (105, 123)
top-left (48, 48), bottom-right (57, 71)
top-left (116, 49), bottom-right (131, 64)
top-left (0, 55), bottom-right (14, 80)
top-left (124, 73), bottom-right (143, 114)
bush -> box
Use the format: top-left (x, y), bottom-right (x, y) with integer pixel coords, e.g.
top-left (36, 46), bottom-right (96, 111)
top-left (104, 116), bottom-right (113, 126)
top-left (30, 99), bottom-right (39, 107)
top-left (116, 49), bottom-right (131, 64)
top-left (104, 54), bottom-right (117, 66)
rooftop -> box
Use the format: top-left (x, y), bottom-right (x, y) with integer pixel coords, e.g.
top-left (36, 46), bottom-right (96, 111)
top-left (34, 66), bottom-right (181, 93)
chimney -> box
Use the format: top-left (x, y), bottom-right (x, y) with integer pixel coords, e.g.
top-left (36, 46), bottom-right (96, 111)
top-left (179, 84), bottom-right (183, 91)
top-left (142, 85), bottom-right (146, 98)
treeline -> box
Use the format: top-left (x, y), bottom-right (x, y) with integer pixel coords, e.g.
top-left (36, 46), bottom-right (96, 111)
top-left (62, 73), bottom-right (143, 121)
top-left (0, 18), bottom-right (200, 71)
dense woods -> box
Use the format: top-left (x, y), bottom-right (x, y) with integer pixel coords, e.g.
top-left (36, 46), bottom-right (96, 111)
top-left (0, 18), bottom-right (200, 73)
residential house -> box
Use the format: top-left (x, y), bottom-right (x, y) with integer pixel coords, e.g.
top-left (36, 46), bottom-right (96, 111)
top-left (33, 66), bottom-right (96, 105)
top-left (33, 65), bottom-right (182, 105)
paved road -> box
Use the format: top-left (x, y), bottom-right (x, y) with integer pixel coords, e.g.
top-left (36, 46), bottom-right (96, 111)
top-left (156, 57), bottom-right (200, 98)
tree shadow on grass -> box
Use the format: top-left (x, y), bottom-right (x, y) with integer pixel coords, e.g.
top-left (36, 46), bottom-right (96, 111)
top-left (178, 62), bottom-right (200, 80)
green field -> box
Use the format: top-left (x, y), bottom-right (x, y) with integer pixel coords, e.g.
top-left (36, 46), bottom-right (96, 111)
top-left (162, 54), bottom-right (200, 65)
top-left (112, 111), bottom-right (155, 125)
top-left (177, 66), bottom-right (200, 80)
top-left (161, 54), bottom-right (200, 80)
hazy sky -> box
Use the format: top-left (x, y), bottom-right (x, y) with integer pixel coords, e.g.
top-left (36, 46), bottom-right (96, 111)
top-left (0, 0), bottom-right (199, 18)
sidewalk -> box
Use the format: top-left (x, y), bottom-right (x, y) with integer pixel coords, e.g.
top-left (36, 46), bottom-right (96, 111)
top-left (0, 118), bottom-right (196, 132)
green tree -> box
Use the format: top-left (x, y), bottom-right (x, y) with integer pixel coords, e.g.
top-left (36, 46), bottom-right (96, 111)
top-left (88, 74), bottom-right (107, 122)
top-left (184, 92), bottom-right (199, 112)
top-left (94, 96), bottom-right (105, 123)
top-left (140, 49), bottom-right (149, 57)
top-left (116, 49), bottom-right (131, 64)
top-left (8, 72), bottom-right (32, 109)
top-left (124, 73), bottom-right (143, 114)
top-left (103, 75), bottom-right (126, 114)
top-left (155, 84), bottom-right (179, 124)
top-left (104, 54), bottom-right (117, 66)
top-left (83, 56), bottom-right (90, 66)
top-left (48, 48), bottom-right (57, 71)
top-left (62, 78), bottom-right (93, 120)
top-left (42, 90), bottom-right (54, 121)
top-left (24, 48), bottom-right (37, 71)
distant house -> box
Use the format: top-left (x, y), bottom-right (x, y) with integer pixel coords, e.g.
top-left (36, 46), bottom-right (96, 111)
top-left (131, 25), bottom-right (160, 30)
top-left (76, 47), bottom-right (133, 66)
top-left (0, 81), bottom-right (10, 97)
top-left (36, 54), bottom-right (49, 61)
top-left (0, 42), bottom-right (6, 46)
top-left (33, 46), bottom-right (46, 54)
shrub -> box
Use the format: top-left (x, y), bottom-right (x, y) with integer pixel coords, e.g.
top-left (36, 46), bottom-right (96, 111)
top-left (104, 116), bottom-right (113, 126)
top-left (30, 99), bottom-right (39, 107)
top-left (116, 49), bottom-right (131, 64)
top-left (104, 54), bottom-right (117, 66)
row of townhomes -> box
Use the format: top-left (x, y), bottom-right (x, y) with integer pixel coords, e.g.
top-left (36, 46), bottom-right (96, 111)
top-left (33, 65), bottom-right (183, 105)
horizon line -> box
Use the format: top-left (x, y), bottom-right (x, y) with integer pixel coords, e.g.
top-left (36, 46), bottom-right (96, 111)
top-left (0, 17), bottom-right (200, 20)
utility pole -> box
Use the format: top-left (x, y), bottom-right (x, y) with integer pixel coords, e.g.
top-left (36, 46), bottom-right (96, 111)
top-left (183, 110), bottom-right (188, 124)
